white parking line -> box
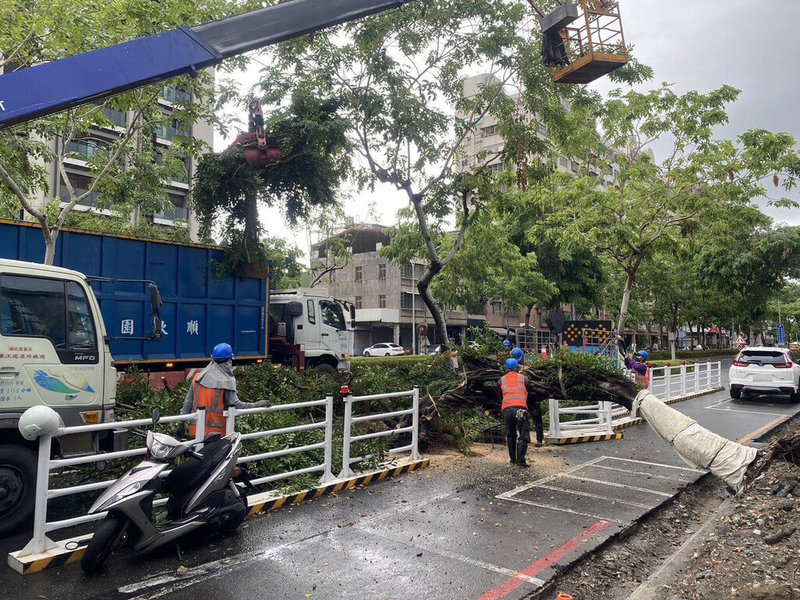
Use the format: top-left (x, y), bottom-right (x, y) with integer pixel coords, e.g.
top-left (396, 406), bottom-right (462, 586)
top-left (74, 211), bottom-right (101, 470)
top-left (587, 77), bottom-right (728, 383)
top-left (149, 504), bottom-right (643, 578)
top-left (558, 474), bottom-right (674, 497)
top-left (536, 484), bottom-right (653, 509)
top-left (706, 398), bottom-right (786, 416)
top-left (500, 496), bottom-right (626, 524)
top-left (586, 464), bottom-right (688, 481)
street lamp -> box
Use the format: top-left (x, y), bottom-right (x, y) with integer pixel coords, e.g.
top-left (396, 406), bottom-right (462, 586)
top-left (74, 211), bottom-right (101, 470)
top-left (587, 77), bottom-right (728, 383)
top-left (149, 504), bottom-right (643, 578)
top-left (411, 261), bottom-right (417, 354)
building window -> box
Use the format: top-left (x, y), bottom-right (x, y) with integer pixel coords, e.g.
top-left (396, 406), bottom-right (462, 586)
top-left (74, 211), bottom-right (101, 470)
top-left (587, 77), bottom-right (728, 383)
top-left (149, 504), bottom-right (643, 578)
top-left (59, 173), bottom-right (104, 209)
top-left (153, 193), bottom-right (189, 222)
top-left (100, 106), bottom-right (126, 128)
top-left (378, 295), bottom-right (386, 308)
top-left (65, 138), bottom-right (108, 161)
top-left (355, 296), bottom-right (362, 309)
top-left (401, 264), bottom-right (412, 279)
top-left (355, 266), bottom-right (362, 281)
top-left (480, 124), bottom-right (497, 137)
top-left (379, 264), bottom-right (386, 280)
top-left (401, 292), bottom-right (414, 309)
top-left (492, 301), bottom-right (503, 315)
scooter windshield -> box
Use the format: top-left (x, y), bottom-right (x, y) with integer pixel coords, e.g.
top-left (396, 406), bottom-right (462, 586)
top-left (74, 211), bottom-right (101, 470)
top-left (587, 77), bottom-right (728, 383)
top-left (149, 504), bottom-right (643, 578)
top-left (147, 430), bottom-right (189, 460)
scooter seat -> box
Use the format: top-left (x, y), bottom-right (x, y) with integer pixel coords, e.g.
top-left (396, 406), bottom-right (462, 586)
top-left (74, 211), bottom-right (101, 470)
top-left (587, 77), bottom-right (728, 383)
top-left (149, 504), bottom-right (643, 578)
top-left (162, 436), bottom-right (232, 512)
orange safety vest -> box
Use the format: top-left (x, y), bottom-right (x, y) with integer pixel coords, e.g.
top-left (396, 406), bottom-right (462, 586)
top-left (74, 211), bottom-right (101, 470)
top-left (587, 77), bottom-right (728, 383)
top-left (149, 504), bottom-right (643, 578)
top-left (500, 372), bottom-right (528, 411)
top-left (188, 373), bottom-right (227, 437)
top-left (634, 367), bottom-right (650, 388)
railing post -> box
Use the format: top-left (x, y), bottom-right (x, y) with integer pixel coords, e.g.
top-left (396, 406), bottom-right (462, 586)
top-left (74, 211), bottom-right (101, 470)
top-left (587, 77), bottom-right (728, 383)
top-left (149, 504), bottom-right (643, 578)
top-left (549, 398), bottom-right (560, 438)
top-left (410, 387), bottom-right (421, 461)
top-left (665, 366), bottom-right (672, 401)
top-left (319, 395), bottom-right (336, 484)
top-left (338, 393), bottom-right (354, 479)
top-left (604, 401), bottom-right (613, 434)
top-left (19, 434), bottom-right (57, 556)
top-left (680, 363), bottom-right (687, 396)
top-left (225, 404), bottom-right (236, 436)
top-left (714, 361), bottom-right (721, 386)
top-left (195, 407), bottom-right (206, 443)
top-left (694, 361), bottom-right (700, 393)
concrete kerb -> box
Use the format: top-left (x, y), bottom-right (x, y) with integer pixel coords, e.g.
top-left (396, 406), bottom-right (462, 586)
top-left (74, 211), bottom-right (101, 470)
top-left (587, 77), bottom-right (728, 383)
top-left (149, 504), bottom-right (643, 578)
top-left (8, 457), bottom-right (430, 576)
top-left (545, 386), bottom-right (726, 445)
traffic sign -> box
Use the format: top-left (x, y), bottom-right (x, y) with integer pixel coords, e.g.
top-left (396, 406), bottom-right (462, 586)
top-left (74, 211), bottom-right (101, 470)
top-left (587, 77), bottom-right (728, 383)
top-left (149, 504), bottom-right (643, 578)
top-left (778, 324), bottom-right (785, 343)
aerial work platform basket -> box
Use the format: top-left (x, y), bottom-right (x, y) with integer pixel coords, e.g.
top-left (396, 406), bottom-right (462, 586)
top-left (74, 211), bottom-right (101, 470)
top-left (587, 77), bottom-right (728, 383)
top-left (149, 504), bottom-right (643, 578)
top-left (537, 0), bottom-right (628, 84)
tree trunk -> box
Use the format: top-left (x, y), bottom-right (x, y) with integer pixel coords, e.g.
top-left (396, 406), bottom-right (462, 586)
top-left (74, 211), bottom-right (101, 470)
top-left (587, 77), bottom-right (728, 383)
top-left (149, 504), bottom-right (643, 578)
top-left (417, 263), bottom-right (447, 345)
top-left (524, 305), bottom-right (533, 328)
top-left (616, 269), bottom-right (636, 335)
top-left (244, 190), bottom-right (259, 245)
top-left (43, 227), bottom-right (57, 266)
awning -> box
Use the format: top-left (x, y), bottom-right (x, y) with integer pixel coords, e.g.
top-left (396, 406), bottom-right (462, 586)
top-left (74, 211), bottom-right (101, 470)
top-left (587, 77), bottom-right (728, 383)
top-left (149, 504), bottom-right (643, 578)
top-left (489, 326), bottom-right (515, 336)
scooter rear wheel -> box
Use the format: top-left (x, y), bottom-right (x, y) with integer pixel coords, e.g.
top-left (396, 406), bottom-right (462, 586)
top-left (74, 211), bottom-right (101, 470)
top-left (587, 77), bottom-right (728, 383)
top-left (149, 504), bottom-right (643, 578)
top-left (81, 512), bottom-right (128, 574)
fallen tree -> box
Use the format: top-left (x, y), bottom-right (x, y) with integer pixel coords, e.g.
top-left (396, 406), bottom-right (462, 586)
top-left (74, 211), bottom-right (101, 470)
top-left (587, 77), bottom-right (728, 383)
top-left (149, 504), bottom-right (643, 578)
top-left (434, 351), bottom-right (795, 494)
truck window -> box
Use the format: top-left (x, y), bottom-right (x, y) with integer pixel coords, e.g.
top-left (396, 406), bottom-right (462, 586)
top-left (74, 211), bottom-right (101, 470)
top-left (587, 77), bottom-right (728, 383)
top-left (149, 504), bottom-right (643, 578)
top-left (67, 281), bottom-right (97, 350)
top-left (307, 300), bottom-right (316, 324)
top-left (0, 275), bottom-right (66, 348)
top-left (320, 300), bottom-right (346, 331)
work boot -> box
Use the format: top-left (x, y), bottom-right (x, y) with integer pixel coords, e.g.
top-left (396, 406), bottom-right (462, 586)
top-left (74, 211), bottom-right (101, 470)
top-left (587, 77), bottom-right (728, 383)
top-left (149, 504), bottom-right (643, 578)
top-left (516, 460), bottom-right (530, 468)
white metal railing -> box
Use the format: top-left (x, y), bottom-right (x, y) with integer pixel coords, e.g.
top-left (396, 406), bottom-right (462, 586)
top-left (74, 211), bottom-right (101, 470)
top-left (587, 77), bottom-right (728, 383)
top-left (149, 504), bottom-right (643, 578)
top-left (16, 388), bottom-right (422, 563)
top-left (548, 361), bottom-right (722, 438)
top-left (339, 388), bottom-right (420, 479)
top-left (19, 411), bottom-right (205, 557)
top-left (647, 361), bottom-right (722, 401)
top-left (224, 396), bottom-right (336, 486)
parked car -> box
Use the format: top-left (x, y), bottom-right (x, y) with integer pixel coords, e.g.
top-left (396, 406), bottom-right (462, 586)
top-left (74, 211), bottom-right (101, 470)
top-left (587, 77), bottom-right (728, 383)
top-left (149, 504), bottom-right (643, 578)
top-left (729, 346), bottom-right (800, 402)
top-left (363, 342), bottom-right (405, 357)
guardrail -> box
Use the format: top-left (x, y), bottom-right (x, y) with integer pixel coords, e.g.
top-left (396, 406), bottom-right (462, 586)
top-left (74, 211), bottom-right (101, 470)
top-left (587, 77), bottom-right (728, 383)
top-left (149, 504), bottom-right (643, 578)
top-left (339, 388), bottom-right (420, 479)
top-left (225, 396), bottom-right (336, 486)
top-left (15, 388), bottom-right (420, 562)
top-left (19, 411), bottom-right (205, 557)
top-left (548, 361), bottom-right (722, 438)
top-left (647, 360), bottom-right (722, 401)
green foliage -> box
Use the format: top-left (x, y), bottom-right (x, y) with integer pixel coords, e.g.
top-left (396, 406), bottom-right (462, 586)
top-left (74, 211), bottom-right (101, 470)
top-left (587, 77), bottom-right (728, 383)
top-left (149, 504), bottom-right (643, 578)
top-left (192, 89), bottom-right (352, 257)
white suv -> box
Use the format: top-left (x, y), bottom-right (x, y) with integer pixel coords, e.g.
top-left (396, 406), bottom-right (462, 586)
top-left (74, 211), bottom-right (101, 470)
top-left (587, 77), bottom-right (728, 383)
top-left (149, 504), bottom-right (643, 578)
top-left (362, 342), bottom-right (405, 357)
top-left (729, 346), bottom-right (800, 402)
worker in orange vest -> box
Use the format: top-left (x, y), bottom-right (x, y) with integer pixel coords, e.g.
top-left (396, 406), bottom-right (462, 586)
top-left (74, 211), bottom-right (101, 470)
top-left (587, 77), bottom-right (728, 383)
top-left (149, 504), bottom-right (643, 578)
top-left (179, 343), bottom-right (270, 438)
top-left (497, 358), bottom-right (532, 467)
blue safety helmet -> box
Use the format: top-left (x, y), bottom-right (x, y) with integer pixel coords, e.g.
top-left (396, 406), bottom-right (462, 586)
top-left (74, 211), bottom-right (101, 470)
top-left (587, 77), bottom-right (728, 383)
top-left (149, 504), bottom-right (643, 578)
top-left (510, 347), bottom-right (524, 361)
top-left (636, 350), bottom-right (649, 361)
top-left (503, 340), bottom-right (511, 347)
top-left (504, 358), bottom-right (519, 371)
top-left (212, 342), bottom-right (234, 362)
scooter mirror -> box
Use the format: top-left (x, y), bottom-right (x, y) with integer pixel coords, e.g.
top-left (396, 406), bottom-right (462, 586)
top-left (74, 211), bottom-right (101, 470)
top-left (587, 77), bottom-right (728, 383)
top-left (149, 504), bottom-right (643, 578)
top-left (152, 408), bottom-right (161, 427)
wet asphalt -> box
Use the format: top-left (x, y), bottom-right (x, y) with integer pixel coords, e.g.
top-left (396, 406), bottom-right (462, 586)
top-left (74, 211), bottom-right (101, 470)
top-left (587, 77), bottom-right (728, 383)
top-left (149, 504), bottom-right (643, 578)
top-left (3, 357), bottom-right (800, 600)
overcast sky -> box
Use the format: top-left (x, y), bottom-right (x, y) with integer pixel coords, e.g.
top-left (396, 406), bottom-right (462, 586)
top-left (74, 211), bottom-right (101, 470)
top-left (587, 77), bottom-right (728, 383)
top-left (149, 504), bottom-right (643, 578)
top-left (217, 0), bottom-right (800, 256)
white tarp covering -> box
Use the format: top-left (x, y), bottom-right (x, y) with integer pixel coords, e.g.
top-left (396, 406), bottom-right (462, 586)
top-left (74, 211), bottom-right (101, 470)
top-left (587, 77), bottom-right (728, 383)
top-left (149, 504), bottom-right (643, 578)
top-left (633, 390), bottom-right (758, 493)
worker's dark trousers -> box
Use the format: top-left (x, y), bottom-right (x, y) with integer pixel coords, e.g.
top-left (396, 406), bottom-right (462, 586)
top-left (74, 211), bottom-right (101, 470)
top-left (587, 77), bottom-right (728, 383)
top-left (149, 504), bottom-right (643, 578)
top-left (530, 401), bottom-right (544, 444)
top-left (503, 407), bottom-right (531, 463)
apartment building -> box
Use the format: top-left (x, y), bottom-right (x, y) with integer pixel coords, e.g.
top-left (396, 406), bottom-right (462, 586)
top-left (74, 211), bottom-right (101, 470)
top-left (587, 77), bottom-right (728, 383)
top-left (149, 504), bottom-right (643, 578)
top-left (313, 225), bottom-right (483, 354)
top-left (30, 85), bottom-right (212, 239)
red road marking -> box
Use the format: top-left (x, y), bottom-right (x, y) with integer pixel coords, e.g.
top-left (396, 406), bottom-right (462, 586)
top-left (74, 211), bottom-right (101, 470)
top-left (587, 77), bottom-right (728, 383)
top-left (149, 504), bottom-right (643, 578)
top-left (477, 519), bottom-right (613, 600)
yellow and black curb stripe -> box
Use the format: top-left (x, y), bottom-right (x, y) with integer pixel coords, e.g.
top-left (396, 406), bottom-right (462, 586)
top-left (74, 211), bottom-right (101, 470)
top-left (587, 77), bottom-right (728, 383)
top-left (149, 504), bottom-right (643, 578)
top-left (546, 432), bottom-right (624, 445)
top-left (8, 535), bottom-right (91, 575)
top-left (247, 459), bottom-right (430, 516)
top-left (613, 417), bottom-right (643, 430)
top-left (9, 459), bottom-right (430, 576)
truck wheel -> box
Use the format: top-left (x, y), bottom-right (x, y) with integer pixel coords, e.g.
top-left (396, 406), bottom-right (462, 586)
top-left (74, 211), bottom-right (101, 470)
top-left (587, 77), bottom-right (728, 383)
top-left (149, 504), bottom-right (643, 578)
top-left (0, 445), bottom-right (36, 537)
top-left (312, 363), bottom-right (338, 376)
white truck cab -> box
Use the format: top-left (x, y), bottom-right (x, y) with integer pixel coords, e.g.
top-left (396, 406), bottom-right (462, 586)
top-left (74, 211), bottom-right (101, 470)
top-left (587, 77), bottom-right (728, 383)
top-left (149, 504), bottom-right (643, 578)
top-left (0, 258), bottom-right (159, 536)
top-left (268, 289), bottom-right (354, 374)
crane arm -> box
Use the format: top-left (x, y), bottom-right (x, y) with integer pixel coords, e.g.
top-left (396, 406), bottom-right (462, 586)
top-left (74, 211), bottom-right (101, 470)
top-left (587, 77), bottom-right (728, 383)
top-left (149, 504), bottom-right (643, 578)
top-left (0, 0), bottom-right (413, 129)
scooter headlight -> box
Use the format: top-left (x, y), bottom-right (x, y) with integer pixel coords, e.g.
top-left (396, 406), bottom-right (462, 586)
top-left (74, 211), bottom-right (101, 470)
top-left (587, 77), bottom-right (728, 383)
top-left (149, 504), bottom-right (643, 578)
top-left (149, 437), bottom-right (174, 460)
top-left (103, 480), bottom-right (146, 508)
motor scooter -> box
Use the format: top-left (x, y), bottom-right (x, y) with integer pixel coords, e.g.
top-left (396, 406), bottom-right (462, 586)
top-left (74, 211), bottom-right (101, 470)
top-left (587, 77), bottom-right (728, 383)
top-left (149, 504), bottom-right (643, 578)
top-left (81, 411), bottom-right (249, 573)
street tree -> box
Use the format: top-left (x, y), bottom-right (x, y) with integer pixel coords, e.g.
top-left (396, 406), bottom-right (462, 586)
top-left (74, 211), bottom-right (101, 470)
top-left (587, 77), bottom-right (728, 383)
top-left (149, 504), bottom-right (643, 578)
top-left (535, 83), bottom-right (800, 335)
top-left (192, 89), bottom-right (351, 272)
top-left (253, 0), bottom-right (596, 345)
top-left (0, 0), bottom-right (255, 264)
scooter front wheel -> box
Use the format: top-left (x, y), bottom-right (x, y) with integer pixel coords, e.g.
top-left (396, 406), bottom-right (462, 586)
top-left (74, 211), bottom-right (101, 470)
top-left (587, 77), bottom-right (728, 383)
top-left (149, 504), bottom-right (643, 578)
top-left (81, 512), bottom-right (129, 574)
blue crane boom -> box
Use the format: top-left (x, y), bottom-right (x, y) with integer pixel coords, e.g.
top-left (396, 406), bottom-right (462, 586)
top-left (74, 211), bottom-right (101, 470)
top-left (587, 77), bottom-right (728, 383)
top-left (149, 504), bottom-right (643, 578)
top-left (0, 0), bottom-right (412, 129)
